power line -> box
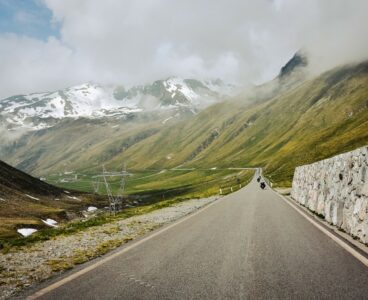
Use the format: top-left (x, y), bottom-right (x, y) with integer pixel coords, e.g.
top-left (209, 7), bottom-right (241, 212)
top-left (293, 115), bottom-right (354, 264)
top-left (92, 164), bottom-right (131, 215)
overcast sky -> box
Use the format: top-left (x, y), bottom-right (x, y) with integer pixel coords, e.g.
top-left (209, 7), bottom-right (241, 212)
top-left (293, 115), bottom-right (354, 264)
top-left (0, 0), bottom-right (367, 98)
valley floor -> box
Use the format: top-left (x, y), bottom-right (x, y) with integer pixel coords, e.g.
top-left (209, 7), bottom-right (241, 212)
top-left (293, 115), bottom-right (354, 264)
top-left (0, 196), bottom-right (217, 299)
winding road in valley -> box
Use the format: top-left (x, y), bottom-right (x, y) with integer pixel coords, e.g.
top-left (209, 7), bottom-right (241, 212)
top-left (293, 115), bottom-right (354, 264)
top-left (28, 175), bottom-right (368, 299)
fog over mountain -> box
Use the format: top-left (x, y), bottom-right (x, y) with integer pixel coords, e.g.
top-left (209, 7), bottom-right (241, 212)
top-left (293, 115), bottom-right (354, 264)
top-left (0, 0), bottom-right (367, 98)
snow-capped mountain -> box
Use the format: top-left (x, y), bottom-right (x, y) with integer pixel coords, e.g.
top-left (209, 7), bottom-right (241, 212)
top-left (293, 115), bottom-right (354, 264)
top-left (0, 78), bottom-right (234, 130)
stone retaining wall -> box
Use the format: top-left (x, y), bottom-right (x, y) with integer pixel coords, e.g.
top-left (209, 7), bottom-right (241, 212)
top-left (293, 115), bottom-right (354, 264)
top-left (291, 146), bottom-right (368, 244)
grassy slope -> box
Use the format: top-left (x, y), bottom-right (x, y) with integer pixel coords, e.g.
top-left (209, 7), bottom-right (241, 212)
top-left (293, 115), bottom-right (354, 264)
top-left (0, 160), bottom-right (107, 239)
top-left (102, 62), bottom-right (368, 186)
top-left (4, 115), bottom-right (163, 176)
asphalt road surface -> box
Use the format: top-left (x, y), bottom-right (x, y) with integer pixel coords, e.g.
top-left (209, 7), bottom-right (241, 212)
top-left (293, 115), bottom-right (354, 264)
top-left (31, 176), bottom-right (368, 299)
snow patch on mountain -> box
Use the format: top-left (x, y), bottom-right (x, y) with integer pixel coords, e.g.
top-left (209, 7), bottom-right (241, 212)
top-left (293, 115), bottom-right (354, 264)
top-left (164, 78), bottom-right (198, 101)
top-left (42, 218), bottom-right (58, 227)
top-left (17, 228), bottom-right (38, 237)
top-left (0, 78), bottom-right (235, 130)
top-left (25, 194), bottom-right (40, 201)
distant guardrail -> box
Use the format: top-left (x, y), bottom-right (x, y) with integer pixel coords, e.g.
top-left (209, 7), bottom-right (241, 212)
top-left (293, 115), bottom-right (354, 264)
top-left (219, 183), bottom-right (244, 195)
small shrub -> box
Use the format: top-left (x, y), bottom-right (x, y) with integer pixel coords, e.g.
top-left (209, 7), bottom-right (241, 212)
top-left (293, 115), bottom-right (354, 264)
top-left (95, 239), bottom-right (123, 256)
top-left (47, 259), bottom-right (73, 272)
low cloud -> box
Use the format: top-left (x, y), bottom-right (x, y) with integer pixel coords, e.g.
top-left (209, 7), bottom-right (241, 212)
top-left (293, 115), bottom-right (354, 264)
top-left (0, 0), bottom-right (367, 98)
top-left (0, 124), bottom-right (27, 155)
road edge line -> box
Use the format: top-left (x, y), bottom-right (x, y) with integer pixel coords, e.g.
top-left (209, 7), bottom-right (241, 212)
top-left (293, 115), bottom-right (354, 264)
top-left (271, 189), bottom-right (368, 268)
top-left (27, 197), bottom-right (223, 299)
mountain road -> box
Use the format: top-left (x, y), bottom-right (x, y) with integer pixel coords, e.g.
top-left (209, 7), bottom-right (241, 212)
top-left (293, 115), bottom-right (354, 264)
top-left (28, 175), bottom-right (368, 299)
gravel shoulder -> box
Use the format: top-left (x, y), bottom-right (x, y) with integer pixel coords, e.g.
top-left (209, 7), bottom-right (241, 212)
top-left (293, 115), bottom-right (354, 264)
top-left (0, 196), bottom-right (218, 299)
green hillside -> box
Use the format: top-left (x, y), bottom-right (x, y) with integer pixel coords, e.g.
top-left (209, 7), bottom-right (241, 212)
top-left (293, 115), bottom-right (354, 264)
top-left (103, 61), bottom-right (368, 186)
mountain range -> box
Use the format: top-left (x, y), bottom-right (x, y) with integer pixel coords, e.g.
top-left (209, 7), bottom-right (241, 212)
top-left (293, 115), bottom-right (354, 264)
top-left (1, 53), bottom-right (367, 188)
top-left (0, 78), bottom-right (234, 131)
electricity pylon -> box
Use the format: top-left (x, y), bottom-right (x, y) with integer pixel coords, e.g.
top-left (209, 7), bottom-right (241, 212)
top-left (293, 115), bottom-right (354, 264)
top-left (92, 164), bottom-right (131, 215)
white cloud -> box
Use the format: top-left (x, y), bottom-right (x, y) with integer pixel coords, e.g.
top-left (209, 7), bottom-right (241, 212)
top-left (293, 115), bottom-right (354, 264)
top-left (0, 34), bottom-right (89, 96)
top-left (0, 0), bottom-right (367, 98)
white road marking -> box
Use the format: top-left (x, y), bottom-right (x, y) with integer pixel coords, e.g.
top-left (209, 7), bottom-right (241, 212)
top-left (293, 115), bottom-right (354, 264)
top-left (27, 198), bottom-right (221, 299)
top-left (272, 189), bottom-right (368, 268)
